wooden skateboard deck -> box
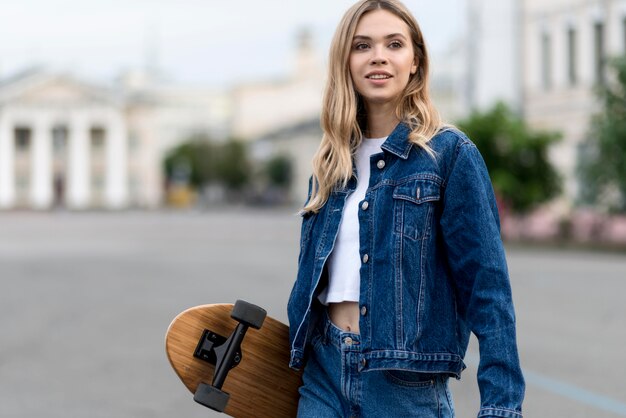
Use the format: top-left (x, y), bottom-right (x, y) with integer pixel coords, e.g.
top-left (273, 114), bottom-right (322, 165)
top-left (165, 303), bottom-right (302, 418)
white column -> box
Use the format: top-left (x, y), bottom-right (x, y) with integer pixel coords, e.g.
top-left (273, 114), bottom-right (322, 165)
top-left (105, 110), bottom-right (128, 208)
top-left (67, 113), bottom-right (90, 209)
top-left (30, 114), bottom-right (53, 209)
top-left (0, 111), bottom-right (16, 208)
top-left (607, 3), bottom-right (622, 56)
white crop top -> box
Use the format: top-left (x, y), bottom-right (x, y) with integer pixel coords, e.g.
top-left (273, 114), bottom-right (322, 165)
top-left (318, 136), bottom-right (387, 305)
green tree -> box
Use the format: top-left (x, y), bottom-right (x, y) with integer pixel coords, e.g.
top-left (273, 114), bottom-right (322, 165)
top-left (456, 102), bottom-right (562, 213)
top-left (215, 140), bottom-right (251, 191)
top-left (163, 137), bottom-right (217, 188)
top-left (265, 154), bottom-right (293, 189)
top-left (579, 56), bottom-right (626, 212)
top-left (164, 136), bottom-right (251, 192)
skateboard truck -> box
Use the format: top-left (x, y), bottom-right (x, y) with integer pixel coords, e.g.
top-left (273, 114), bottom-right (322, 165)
top-left (192, 300), bottom-right (267, 412)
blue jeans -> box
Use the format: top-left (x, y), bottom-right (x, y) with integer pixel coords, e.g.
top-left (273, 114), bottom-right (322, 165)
top-left (297, 311), bottom-right (455, 418)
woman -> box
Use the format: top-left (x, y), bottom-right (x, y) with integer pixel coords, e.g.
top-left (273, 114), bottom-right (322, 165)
top-left (287, 1), bottom-right (525, 417)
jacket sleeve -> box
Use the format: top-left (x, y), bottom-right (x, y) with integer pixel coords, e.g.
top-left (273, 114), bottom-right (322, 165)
top-left (440, 141), bottom-right (525, 418)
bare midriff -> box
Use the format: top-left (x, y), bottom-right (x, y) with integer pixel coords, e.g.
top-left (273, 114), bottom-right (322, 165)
top-left (328, 301), bottom-right (361, 333)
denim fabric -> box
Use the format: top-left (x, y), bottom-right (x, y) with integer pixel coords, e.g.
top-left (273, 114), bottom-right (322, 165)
top-left (297, 309), bottom-right (455, 418)
top-left (287, 123), bottom-right (525, 417)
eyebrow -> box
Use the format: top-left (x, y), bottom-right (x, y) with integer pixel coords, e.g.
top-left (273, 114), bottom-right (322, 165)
top-left (353, 33), bottom-right (408, 41)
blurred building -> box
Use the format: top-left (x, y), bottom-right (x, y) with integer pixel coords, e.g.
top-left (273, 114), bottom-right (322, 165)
top-left (0, 70), bottom-right (128, 210)
top-left (523, 0), bottom-right (626, 211)
top-left (234, 29), bottom-right (326, 203)
top-left (231, 29), bottom-right (325, 140)
top-left (430, 39), bottom-right (470, 123)
top-left (120, 71), bottom-right (231, 208)
top-left (0, 30), bottom-right (322, 210)
top-left (466, 0), bottom-right (522, 111)
top-left (468, 0), bottom-right (626, 212)
top-left (252, 119), bottom-right (322, 204)
top-left (0, 68), bottom-right (230, 210)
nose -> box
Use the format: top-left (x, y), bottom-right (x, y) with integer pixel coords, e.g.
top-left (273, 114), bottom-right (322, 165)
top-left (370, 45), bottom-right (388, 65)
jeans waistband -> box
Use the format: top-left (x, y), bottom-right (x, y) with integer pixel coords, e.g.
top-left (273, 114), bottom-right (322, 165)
top-left (318, 308), bottom-right (361, 352)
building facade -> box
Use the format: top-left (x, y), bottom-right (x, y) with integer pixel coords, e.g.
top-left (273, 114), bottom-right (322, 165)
top-left (523, 0), bottom-right (626, 209)
top-left (0, 70), bottom-right (128, 209)
top-left (0, 69), bottom-right (229, 210)
top-left (465, 0), bottom-right (626, 211)
top-left (230, 30), bottom-right (325, 141)
top-left (466, 0), bottom-right (522, 111)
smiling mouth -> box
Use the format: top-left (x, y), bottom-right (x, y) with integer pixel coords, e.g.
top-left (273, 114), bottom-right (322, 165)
top-left (367, 74), bottom-right (392, 79)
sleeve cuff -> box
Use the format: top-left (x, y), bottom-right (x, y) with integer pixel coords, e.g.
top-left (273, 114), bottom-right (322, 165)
top-left (478, 407), bottom-right (523, 418)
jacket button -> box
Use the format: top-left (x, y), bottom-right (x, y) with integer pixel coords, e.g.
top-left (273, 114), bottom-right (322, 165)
top-left (377, 159), bottom-right (385, 169)
top-left (360, 305), bottom-right (367, 316)
top-left (361, 201), bottom-right (369, 210)
top-left (362, 254), bottom-right (369, 263)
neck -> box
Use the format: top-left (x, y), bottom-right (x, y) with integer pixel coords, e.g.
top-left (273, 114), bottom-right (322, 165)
top-left (364, 102), bottom-right (400, 138)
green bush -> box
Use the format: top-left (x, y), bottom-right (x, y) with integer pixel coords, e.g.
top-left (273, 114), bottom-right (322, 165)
top-left (164, 136), bottom-right (251, 191)
top-left (457, 102), bottom-right (562, 213)
top-left (579, 56), bottom-right (626, 212)
top-left (163, 137), bottom-right (217, 188)
top-left (216, 140), bottom-right (250, 191)
top-left (265, 154), bottom-right (293, 189)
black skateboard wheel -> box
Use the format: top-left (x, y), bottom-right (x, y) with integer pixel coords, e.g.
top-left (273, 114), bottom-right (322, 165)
top-left (194, 382), bottom-right (230, 412)
top-left (231, 300), bottom-right (267, 330)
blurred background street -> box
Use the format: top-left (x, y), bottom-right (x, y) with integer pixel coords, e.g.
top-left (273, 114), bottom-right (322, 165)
top-left (2, 0), bottom-right (626, 417)
top-left (1, 211), bottom-right (624, 418)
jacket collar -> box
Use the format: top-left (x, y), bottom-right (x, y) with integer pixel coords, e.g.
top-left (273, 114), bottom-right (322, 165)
top-left (380, 122), bottom-right (413, 160)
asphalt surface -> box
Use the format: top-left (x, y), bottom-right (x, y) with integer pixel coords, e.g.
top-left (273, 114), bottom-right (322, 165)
top-left (0, 209), bottom-right (624, 418)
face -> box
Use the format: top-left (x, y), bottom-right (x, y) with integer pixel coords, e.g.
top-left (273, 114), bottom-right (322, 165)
top-left (349, 9), bottom-right (417, 109)
top-left (350, 9), bottom-right (417, 107)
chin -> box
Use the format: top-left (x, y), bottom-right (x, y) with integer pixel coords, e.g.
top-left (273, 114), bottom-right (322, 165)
top-left (362, 95), bottom-right (397, 106)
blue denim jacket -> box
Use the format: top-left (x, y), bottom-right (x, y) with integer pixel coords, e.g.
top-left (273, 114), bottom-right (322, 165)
top-left (287, 123), bottom-right (525, 418)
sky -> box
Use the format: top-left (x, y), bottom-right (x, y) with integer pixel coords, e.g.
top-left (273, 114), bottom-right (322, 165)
top-left (0, 0), bottom-right (466, 88)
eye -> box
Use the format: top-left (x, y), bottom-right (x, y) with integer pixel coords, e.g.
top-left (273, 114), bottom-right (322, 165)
top-left (389, 40), bottom-right (403, 49)
top-left (353, 42), bottom-right (369, 51)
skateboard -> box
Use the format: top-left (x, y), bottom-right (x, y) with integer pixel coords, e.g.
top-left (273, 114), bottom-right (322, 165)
top-left (165, 301), bottom-right (303, 417)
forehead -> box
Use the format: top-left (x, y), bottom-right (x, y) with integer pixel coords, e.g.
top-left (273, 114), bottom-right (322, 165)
top-left (354, 9), bottom-right (411, 38)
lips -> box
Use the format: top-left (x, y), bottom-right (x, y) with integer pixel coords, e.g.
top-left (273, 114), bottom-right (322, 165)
top-left (365, 71), bottom-right (393, 79)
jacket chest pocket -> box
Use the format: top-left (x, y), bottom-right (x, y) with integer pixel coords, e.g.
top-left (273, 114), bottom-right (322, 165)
top-left (392, 178), bottom-right (441, 240)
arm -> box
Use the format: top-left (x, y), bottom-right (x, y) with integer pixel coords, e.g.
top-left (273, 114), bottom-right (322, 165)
top-left (440, 141), bottom-right (525, 418)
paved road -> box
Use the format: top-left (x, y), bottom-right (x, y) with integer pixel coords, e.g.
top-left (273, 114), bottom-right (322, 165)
top-left (0, 210), bottom-right (624, 418)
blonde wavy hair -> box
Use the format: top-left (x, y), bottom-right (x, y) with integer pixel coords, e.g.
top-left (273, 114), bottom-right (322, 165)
top-left (304, 0), bottom-right (443, 213)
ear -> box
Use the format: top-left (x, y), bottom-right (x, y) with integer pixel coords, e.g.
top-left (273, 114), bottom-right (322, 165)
top-left (410, 59), bottom-right (418, 75)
